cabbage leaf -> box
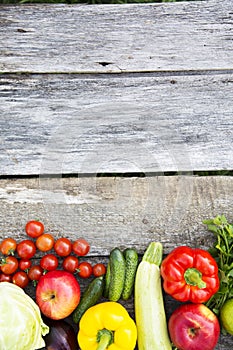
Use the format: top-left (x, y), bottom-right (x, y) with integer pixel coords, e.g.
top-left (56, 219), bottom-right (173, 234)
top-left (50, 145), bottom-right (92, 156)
top-left (0, 282), bottom-right (49, 350)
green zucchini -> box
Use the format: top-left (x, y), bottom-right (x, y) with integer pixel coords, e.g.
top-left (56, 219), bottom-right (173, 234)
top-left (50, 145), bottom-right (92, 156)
top-left (72, 276), bottom-right (104, 324)
top-left (121, 248), bottom-right (138, 300)
top-left (108, 248), bottom-right (126, 301)
top-left (135, 242), bottom-right (172, 350)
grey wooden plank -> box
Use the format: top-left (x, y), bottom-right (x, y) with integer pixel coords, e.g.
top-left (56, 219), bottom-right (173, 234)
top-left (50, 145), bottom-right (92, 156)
top-left (1, 175), bottom-right (233, 255)
top-left (1, 73), bottom-right (233, 175)
top-left (0, 0), bottom-right (233, 73)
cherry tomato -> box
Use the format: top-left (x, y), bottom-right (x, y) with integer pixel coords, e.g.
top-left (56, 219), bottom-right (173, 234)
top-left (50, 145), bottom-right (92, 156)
top-left (77, 261), bottom-right (93, 278)
top-left (12, 271), bottom-right (30, 288)
top-left (28, 265), bottom-right (43, 281)
top-left (36, 233), bottom-right (55, 252)
top-left (72, 238), bottom-right (90, 256)
top-left (62, 255), bottom-right (79, 273)
top-left (19, 259), bottom-right (32, 271)
top-left (25, 220), bottom-right (44, 238)
top-left (16, 239), bottom-right (36, 259)
top-left (0, 238), bottom-right (17, 255)
top-left (0, 273), bottom-right (12, 282)
top-left (0, 256), bottom-right (19, 275)
top-left (92, 263), bottom-right (106, 277)
top-left (40, 254), bottom-right (59, 271)
top-left (54, 237), bottom-right (72, 257)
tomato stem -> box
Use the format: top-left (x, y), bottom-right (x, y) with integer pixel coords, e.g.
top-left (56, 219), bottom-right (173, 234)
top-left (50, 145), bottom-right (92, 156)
top-left (184, 267), bottom-right (206, 289)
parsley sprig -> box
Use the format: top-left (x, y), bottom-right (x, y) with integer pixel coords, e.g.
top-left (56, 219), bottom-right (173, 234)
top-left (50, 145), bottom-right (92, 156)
top-left (203, 215), bottom-right (233, 316)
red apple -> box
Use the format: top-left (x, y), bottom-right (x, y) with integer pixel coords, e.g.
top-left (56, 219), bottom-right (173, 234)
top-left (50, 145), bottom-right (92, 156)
top-left (36, 270), bottom-right (80, 320)
top-left (168, 303), bottom-right (220, 350)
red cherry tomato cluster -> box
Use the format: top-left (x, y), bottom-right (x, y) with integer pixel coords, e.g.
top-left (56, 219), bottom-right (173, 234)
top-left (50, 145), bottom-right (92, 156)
top-left (0, 220), bottom-right (106, 289)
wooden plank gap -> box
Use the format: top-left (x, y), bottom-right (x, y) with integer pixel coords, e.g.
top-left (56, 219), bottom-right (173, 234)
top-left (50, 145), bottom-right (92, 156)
top-left (1, 68), bottom-right (233, 78)
top-left (0, 170), bottom-right (232, 181)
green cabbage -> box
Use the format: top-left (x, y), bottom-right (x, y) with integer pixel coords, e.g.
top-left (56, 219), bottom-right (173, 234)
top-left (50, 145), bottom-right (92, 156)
top-left (0, 282), bottom-right (49, 350)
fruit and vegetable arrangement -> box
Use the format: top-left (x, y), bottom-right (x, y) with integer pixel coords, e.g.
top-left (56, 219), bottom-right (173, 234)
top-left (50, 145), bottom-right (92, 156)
top-left (0, 214), bottom-right (233, 349)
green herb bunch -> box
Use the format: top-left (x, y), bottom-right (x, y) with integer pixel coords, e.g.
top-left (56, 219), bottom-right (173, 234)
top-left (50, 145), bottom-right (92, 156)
top-left (204, 215), bottom-right (233, 315)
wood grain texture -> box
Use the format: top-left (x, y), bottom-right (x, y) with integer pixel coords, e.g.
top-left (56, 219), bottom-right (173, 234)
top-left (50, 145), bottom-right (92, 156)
top-left (1, 175), bottom-right (233, 254)
top-left (1, 73), bottom-right (233, 175)
top-left (0, 0), bottom-right (233, 73)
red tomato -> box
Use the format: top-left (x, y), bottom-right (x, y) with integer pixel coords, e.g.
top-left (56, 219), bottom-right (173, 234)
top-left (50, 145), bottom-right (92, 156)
top-left (92, 263), bottom-right (106, 277)
top-left (0, 273), bottom-right (12, 282)
top-left (1, 256), bottom-right (19, 275)
top-left (16, 239), bottom-right (36, 259)
top-left (40, 254), bottom-right (59, 271)
top-left (62, 255), bottom-right (79, 273)
top-left (0, 238), bottom-right (17, 255)
top-left (12, 271), bottom-right (30, 288)
top-left (77, 261), bottom-right (93, 278)
top-left (19, 259), bottom-right (32, 271)
top-left (72, 239), bottom-right (90, 256)
top-left (25, 220), bottom-right (44, 238)
top-left (36, 233), bottom-right (55, 252)
top-left (54, 237), bottom-right (72, 257)
top-left (28, 265), bottom-right (43, 281)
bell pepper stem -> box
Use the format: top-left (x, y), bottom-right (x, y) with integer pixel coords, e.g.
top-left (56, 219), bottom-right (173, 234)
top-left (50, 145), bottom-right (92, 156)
top-left (97, 329), bottom-right (113, 350)
top-left (184, 267), bottom-right (206, 289)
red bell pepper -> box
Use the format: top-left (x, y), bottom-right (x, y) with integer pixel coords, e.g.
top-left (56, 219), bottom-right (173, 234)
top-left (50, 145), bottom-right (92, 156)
top-left (160, 246), bottom-right (219, 303)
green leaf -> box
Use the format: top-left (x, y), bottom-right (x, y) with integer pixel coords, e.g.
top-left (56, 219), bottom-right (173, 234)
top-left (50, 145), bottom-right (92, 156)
top-left (213, 308), bottom-right (220, 316)
top-left (225, 225), bottom-right (233, 238)
top-left (203, 219), bottom-right (214, 225)
top-left (219, 270), bottom-right (228, 284)
top-left (220, 215), bottom-right (228, 224)
top-left (213, 216), bottom-right (223, 226)
top-left (216, 244), bottom-right (226, 255)
top-left (219, 284), bottom-right (229, 293)
top-left (208, 247), bottom-right (219, 258)
top-left (205, 224), bottom-right (219, 234)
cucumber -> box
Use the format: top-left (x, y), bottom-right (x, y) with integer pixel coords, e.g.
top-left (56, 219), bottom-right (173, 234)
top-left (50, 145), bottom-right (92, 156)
top-left (108, 248), bottom-right (126, 301)
top-left (103, 261), bottom-right (111, 298)
top-left (72, 276), bottom-right (104, 324)
top-left (121, 248), bottom-right (138, 300)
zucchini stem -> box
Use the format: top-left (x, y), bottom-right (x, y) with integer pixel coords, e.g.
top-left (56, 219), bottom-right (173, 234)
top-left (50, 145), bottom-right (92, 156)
top-left (142, 242), bottom-right (163, 266)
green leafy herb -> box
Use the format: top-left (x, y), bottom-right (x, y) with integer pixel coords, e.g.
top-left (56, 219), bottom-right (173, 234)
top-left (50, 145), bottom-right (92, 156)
top-left (203, 215), bottom-right (233, 315)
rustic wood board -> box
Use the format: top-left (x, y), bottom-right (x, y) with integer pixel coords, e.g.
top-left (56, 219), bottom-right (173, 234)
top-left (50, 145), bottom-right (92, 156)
top-left (0, 0), bottom-right (233, 73)
top-left (1, 73), bottom-right (233, 175)
top-left (1, 175), bottom-right (233, 255)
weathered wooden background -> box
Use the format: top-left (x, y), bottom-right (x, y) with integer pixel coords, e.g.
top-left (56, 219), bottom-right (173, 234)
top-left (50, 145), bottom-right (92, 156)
top-left (1, 0), bottom-right (233, 348)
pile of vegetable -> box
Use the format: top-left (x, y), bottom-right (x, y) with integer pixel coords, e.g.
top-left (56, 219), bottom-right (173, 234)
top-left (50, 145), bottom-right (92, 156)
top-left (0, 220), bottom-right (105, 288)
top-left (0, 215), bottom-right (233, 350)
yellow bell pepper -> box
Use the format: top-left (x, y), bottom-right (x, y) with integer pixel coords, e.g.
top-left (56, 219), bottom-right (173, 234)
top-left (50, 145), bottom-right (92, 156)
top-left (77, 301), bottom-right (137, 350)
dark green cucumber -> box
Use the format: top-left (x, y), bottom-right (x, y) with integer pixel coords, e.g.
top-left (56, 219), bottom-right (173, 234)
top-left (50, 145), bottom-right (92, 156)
top-left (72, 276), bottom-right (104, 324)
top-left (121, 248), bottom-right (139, 300)
top-left (103, 261), bottom-right (111, 298)
top-left (108, 248), bottom-right (126, 301)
